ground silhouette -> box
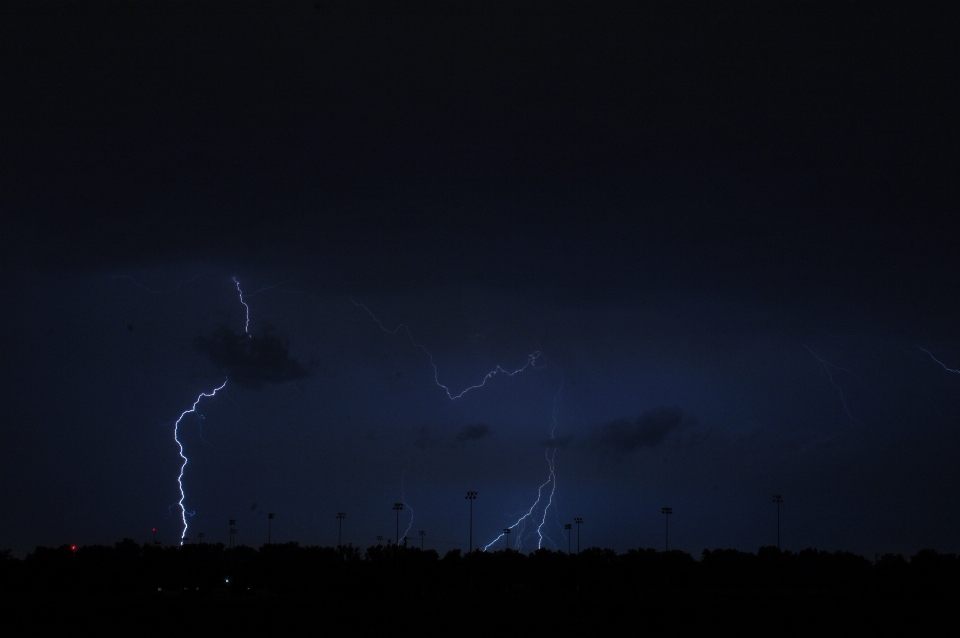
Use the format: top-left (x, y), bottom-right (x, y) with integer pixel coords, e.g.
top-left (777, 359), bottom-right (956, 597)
top-left (3, 541), bottom-right (959, 635)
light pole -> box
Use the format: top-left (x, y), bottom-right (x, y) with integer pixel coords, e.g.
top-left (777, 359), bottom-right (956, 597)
top-left (229, 519), bottom-right (237, 549)
top-left (268, 513), bottom-right (275, 545)
top-left (564, 523), bottom-right (572, 554)
top-left (197, 532), bottom-right (205, 544)
top-left (503, 528), bottom-right (511, 551)
top-left (574, 517), bottom-right (583, 554)
top-left (393, 503), bottom-right (404, 545)
top-left (661, 507), bottom-right (673, 551)
top-left (419, 529), bottom-right (426, 550)
top-left (772, 495), bottom-right (783, 549)
top-left (152, 527), bottom-right (157, 546)
top-left (376, 535), bottom-right (383, 545)
top-left (336, 512), bottom-right (345, 548)
top-left (465, 491), bottom-right (477, 552)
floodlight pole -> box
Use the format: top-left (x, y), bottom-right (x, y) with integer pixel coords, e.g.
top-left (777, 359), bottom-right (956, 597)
top-left (574, 517), bottom-right (583, 554)
top-left (564, 523), bottom-right (572, 554)
top-left (419, 530), bottom-right (426, 550)
top-left (465, 491), bottom-right (477, 552)
top-left (393, 503), bottom-right (404, 545)
top-left (336, 512), bottom-right (345, 548)
top-left (503, 528), bottom-right (511, 551)
top-left (661, 507), bottom-right (673, 551)
top-left (772, 495), bottom-right (783, 549)
top-left (229, 519), bottom-right (237, 549)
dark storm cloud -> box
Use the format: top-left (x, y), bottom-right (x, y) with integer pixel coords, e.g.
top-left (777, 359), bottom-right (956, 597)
top-left (3, 1), bottom-right (957, 339)
top-left (593, 407), bottom-right (696, 454)
top-left (455, 423), bottom-right (491, 443)
top-left (413, 426), bottom-right (441, 450)
top-left (195, 325), bottom-right (310, 389)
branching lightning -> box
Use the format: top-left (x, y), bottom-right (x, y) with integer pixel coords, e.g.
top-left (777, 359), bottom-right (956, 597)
top-left (352, 299), bottom-right (564, 553)
top-left (484, 372), bottom-right (564, 552)
top-left (536, 376), bottom-right (564, 547)
top-left (483, 454), bottom-right (555, 552)
top-left (173, 380), bottom-right (227, 543)
top-left (351, 299), bottom-right (542, 399)
top-left (168, 277), bottom-right (251, 544)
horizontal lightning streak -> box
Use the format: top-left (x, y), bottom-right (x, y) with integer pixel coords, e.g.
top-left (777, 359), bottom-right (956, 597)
top-left (351, 299), bottom-right (541, 400)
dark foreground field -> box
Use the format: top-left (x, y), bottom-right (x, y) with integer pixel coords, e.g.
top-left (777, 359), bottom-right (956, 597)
top-left (4, 544), bottom-right (960, 636)
top-left (7, 589), bottom-right (960, 637)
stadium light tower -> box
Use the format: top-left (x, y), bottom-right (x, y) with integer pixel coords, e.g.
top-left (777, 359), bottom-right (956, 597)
top-left (661, 507), bottom-right (673, 551)
top-left (197, 532), bottom-right (205, 544)
top-left (564, 523), bottom-right (572, 554)
top-left (465, 491), bottom-right (478, 552)
top-left (229, 519), bottom-right (237, 549)
top-left (418, 529), bottom-right (426, 550)
top-left (503, 528), bottom-right (511, 551)
top-left (268, 513), bottom-right (275, 545)
top-left (574, 517), bottom-right (583, 554)
top-left (336, 512), bottom-right (346, 548)
top-left (376, 535), bottom-right (383, 545)
top-left (772, 495), bottom-right (783, 549)
top-left (393, 503), bottom-right (404, 545)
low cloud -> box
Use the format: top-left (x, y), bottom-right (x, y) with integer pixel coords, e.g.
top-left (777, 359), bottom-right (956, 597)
top-left (455, 423), bottom-right (491, 443)
top-left (413, 426), bottom-right (441, 450)
top-left (196, 324), bottom-right (311, 389)
top-left (593, 406), bottom-right (696, 454)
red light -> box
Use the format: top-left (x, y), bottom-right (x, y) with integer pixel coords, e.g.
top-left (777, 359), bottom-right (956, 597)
top-left (152, 528), bottom-right (157, 532)
top-left (70, 545), bottom-right (77, 552)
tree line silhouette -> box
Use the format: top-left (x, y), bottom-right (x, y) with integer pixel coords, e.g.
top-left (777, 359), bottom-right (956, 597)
top-left (3, 542), bottom-right (958, 599)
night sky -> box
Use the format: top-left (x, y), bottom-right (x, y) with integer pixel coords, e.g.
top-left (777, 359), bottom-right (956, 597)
top-left (2, 1), bottom-right (959, 558)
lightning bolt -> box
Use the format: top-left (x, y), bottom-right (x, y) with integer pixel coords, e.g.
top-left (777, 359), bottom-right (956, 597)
top-left (483, 454), bottom-right (555, 552)
top-left (485, 372), bottom-right (564, 552)
top-left (351, 299), bottom-right (542, 399)
top-left (399, 475), bottom-right (415, 544)
top-left (168, 277), bottom-right (250, 544)
top-left (921, 347), bottom-right (960, 374)
top-left (535, 375), bottom-right (564, 548)
top-left (353, 299), bottom-right (564, 552)
top-left (234, 277), bottom-right (251, 335)
top-left (173, 380), bottom-right (227, 544)
top-left (805, 344), bottom-right (860, 423)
